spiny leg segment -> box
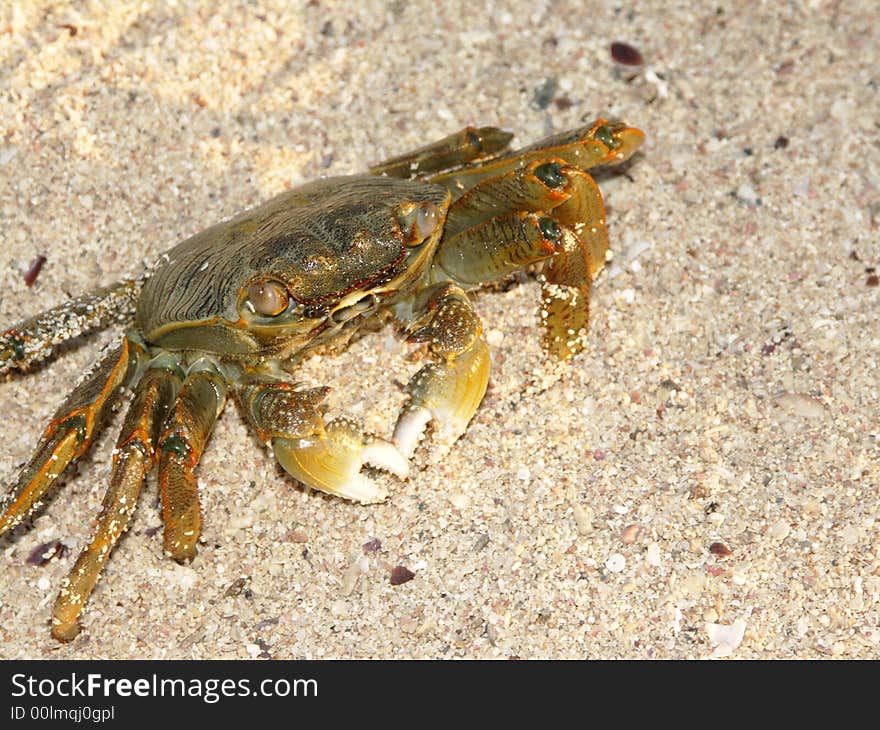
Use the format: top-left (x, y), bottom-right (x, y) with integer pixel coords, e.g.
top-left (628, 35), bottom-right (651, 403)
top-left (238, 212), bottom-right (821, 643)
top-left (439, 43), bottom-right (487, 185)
top-left (428, 118), bottom-right (644, 197)
top-left (0, 337), bottom-right (144, 536)
top-left (368, 125), bottom-right (513, 179)
top-left (0, 279), bottom-right (142, 375)
top-left (51, 357), bottom-right (180, 641)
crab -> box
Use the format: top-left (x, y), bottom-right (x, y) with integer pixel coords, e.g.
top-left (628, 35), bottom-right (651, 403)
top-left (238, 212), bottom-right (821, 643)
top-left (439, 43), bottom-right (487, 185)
top-left (0, 118), bottom-right (643, 641)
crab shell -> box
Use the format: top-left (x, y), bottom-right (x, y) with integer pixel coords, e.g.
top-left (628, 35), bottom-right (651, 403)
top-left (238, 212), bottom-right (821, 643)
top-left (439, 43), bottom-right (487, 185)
top-left (138, 176), bottom-right (450, 359)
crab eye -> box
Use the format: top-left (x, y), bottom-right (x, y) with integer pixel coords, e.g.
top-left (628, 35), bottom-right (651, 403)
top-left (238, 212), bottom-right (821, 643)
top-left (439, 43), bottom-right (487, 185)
top-left (415, 202), bottom-right (441, 239)
top-left (398, 201), bottom-right (442, 245)
top-left (246, 280), bottom-right (289, 317)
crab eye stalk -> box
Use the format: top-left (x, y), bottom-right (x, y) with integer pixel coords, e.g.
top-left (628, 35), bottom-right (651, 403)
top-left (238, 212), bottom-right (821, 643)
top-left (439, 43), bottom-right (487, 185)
top-left (398, 201), bottom-right (442, 245)
top-left (246, 280), bottom-right (290, 317)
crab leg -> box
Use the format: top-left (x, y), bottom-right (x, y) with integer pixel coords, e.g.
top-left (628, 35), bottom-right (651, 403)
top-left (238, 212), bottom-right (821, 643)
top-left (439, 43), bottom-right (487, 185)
top-left (0, 279), bottom-right (141, 374)
top-left (237, 375), bottom-right (407, 503)
top-left (157, 360), bottom-right (226, 561)
top-left (0, 338), bottom-right (144, 536)
top-left (538, 167), bottom-right (609, 363)
top-left (391, 283), bottom-right (490, 459)
top-left (435, 210), bottom-right (563, 286)
top-left (433, 156), bottom-right (610, 366)
top-left (430, 118), bottom-right (644, 197)
top-left (368, 126), bottom-right (513, 179)
top-left (51, 361), bottom-right (180, 641)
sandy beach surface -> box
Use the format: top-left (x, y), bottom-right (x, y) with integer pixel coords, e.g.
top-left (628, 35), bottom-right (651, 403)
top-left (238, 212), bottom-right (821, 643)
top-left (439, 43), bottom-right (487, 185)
top-left (1, 1), bottom-right (877, 659)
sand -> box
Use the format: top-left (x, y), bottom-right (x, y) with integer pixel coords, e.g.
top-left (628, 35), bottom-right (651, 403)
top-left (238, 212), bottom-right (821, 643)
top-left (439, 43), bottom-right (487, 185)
top-left (0, 0), bottom-right (877, 659)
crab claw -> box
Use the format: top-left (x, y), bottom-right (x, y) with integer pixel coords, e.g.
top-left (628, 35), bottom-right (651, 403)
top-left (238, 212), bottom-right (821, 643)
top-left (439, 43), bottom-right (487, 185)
top-left (393, 338), bottom-right (490, 460)
top-left (272, 417), bottom-right (408, 503)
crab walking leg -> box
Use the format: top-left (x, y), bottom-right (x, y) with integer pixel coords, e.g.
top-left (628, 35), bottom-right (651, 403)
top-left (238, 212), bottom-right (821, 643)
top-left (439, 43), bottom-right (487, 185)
top-left (435, 157), bottom-right (608, 367)
top-left (0, 279), bottom-right (142, 374)
top-left (392, 283), bottom-right (491, 459)
top-left (157, 360), bottom-right (226, 561)
top-left (435, 210), bottom-right (562, 286)
top-left (441, 159), bottom-right (571, 240)
top-left (0, 338), bottom-right (143, 536)
top-left (430, 119), bottom-right (644, 198)
top-left (51, 363), bottom-right (180, 642)
top-left (237, 377), bottom-right (407, 503)
top-left (368, 126), bottom-right (513, 179)
top-left (539, 168), bottom-right (610, 363)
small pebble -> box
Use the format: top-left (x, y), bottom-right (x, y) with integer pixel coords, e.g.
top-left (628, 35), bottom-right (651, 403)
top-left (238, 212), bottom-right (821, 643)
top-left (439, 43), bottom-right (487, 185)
top-left (706, 619), bottom-right (747, 657)
top-left (605, 553), bottom-right (626, 573)
top-left (390, 566), bottom-right (415, 585)
top-left (26, 540), bottom-right (65, 566)
top-left (610, 41), bottom-right (644, 66)
top-left (775, 392), bottom-right (825, 419)
top-left (737, 183), bottom-right (759, 205)
top-left (646, 542), bottom-right (662, 567)
top-left (769, 519), bottom-right (790, 539)
top-left (486, 328), bottom-right (504, 347)
top-left (620, 524), bottom-right (641, 544)
top-left (37, 577), bottom-right (51, 591)
top-left (709, 541), bottom-right (732, 557)
top-left (573, 504), bottom-right (593, 535)
top-left (330, 599), bottom-right (347, 616)
top-left (23, 255), bottom-right (47, 287)
top-left (339, 563), bottom-right (360, 597)
top-left (227, 514), bottom-right (255, 530)
top-left (362, 538), bottom-right (382, 553)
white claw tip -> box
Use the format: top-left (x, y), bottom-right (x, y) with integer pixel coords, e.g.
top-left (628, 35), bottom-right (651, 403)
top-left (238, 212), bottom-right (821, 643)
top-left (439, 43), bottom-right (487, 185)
top-left (337, 474), bottom-right (387, 504)
top-left (362, 441), bottom-right (410, 478)
top-left (393, 406), bottom-right (432, 459)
